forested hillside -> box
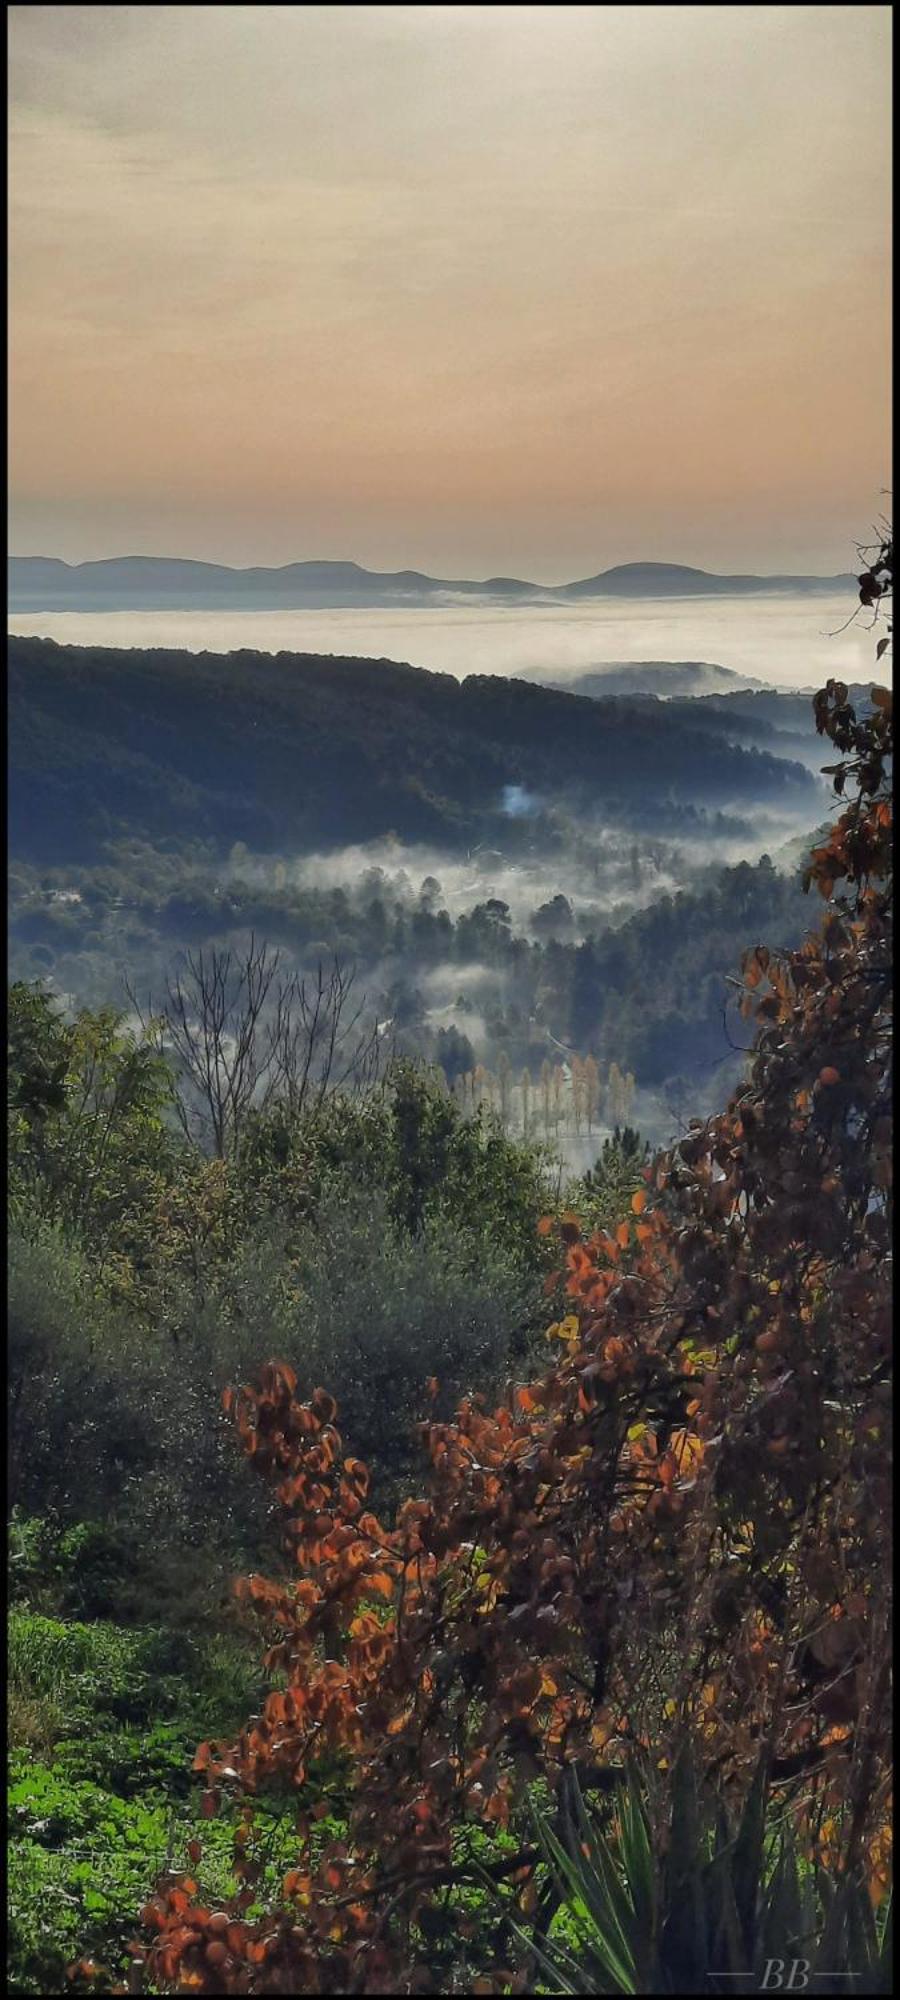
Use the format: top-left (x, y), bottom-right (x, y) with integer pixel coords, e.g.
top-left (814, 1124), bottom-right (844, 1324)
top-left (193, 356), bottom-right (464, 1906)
top-left (8, 543), bottom-right (892, 1992)
top-left (9, 637), bottom-right (816, 862)
top-left (9, 638), bottom-right (829, 1142)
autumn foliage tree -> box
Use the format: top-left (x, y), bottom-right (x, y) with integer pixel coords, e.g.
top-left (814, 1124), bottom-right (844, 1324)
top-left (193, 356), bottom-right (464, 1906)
top-left (130, 557), bottom-right (892, 1995)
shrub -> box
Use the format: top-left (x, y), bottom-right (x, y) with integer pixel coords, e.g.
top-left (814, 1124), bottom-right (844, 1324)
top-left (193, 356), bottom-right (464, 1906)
top-left (259, 1179), bottom-right (547, 1490)
top-left (7, 1227), bottom-right (156, 1524)
top-left (509, 1759), bottom-right (893, 1995)
top-left (7, 1610), bottom-right (269, 1993)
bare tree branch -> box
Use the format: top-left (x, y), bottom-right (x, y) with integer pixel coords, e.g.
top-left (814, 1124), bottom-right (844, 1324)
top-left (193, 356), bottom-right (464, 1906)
top-left (130, 944), bottom-right (382, 1156)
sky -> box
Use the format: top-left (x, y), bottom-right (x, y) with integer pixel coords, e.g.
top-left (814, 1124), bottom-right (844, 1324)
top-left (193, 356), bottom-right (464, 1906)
top-left (8, 4), bottom-right (892, 578)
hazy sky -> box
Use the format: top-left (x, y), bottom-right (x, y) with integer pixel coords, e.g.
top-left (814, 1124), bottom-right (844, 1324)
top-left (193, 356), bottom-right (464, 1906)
top-left (9, 4), bottom-right (892, 577)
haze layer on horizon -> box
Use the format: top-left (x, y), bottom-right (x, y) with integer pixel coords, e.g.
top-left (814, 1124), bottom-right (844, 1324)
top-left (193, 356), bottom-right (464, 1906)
top-left (9, 4), bottom-right (891, 578)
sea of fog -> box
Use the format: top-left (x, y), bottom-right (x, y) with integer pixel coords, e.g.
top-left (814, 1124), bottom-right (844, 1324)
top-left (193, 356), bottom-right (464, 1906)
top-left (7, 591), bottom-right (882, 692)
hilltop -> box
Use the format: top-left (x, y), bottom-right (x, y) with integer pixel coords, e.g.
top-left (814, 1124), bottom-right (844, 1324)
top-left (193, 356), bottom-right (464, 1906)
top-left (8, 554), bottom-right (855, 611)
top-left (8, 634), bottom-right (817, 865)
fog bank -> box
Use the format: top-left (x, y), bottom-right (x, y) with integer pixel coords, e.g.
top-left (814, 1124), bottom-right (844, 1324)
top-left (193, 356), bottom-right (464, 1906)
top-left (7, 591), bottom-right (879, 691)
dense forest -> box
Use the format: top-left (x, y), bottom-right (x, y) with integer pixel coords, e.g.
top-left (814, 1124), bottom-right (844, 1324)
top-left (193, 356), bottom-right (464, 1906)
top-left (9, 637), bottom-right (841, 1150)
top-left (8, 839), bottom-right (818, 1143)
top-left (8, 637), bottom-right (817, 862)
top-left (7, 543), bottom-right (893, 1995)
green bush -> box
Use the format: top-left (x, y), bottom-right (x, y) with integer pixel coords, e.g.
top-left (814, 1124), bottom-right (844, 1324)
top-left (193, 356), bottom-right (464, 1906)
top-left (7, 1222), bottom-right (272, 1621)
top-left (216, 1178), bottom-right (547, 1490)
top-left (9, 1514), bottom-right (142, 1624)
top-left (8, 1611), bottom-right (263, 1745)
top-left (7, 1228), bottom-right (157, 1528)
top-left (7, 1608), bottom-right (270, 1992)
top-left (8, 1057), bottom-right (554, 1599)
top-left (236, 1064), bottom-right (553, 1274)
top-left (7, 1763), bottom-right (244, 1996)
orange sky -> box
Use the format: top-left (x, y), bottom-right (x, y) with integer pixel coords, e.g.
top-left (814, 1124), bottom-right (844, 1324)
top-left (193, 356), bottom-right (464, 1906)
top-left (8, 4), bottom-right (892, 577)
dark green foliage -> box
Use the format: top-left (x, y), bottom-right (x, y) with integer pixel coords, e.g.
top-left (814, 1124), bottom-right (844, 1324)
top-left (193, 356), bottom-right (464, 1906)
top-left (7, 850), bottom-right (817, 1114)
top-left (8, 1610), bottom-right (264, 1751)
top-left (7, 1227), bottom-right (156, 1523)
top-left (8, 1513), bottom-right (141, 1626)
top-left (570, 1127), bottom-right (650, 1228)
top-left (378, 1062), bottom-right (551, 1255)
top-left (434, 1022), bottom-right (476, 1085)
top-left (5, 986), bottom-right (555, 1990)
top-left (7, 996), bottom-right (553, 1590)
top-left (505, 1763), bottom-right (893, 1995)
top-left (8, 981), bottom-right (178, 1252)
top-left (232, 1062), bottom-right (552, 1272)
top-left (8, 637), bottom-right (816, 864)
top-left (564, 857), bottom-right (811, 1084)
top-left (251, 1182), bottom-right (545, 1490)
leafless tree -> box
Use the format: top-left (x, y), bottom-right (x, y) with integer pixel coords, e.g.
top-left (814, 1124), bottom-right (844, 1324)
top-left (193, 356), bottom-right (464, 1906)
top-left (127, 938), bottom-right (383, 1157)
top-left (267, 957), bottom-right (382, 1120)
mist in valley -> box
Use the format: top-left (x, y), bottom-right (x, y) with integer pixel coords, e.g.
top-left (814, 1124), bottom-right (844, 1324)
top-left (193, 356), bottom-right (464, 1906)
top-left (10, 578), bottom-right (862, 1169)
top-left (7, 588), bottom-right (881, 691)
top-left (9, 719), bottom-right (832, 1163)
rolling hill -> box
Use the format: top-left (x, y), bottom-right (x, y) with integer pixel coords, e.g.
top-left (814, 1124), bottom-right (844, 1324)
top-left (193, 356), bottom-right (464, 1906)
top-left (8, 635), bottom-right (819, 865)
top-left (8, 555), bottom-right (856, 612)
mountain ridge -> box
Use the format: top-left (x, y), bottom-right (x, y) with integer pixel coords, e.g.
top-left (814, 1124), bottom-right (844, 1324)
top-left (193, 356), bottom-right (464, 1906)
top-left (8, 554), bottom-right (856, 611)
top-left (8, 633), bottom-right (818, 867)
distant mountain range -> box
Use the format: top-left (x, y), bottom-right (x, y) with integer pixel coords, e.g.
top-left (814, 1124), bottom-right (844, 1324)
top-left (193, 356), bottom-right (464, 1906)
top-left (8, 555), bottom-right (856, 612)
